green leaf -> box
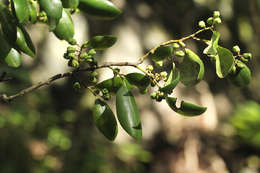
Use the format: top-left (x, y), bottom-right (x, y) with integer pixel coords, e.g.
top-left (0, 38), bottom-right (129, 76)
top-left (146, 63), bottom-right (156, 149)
top-left (11, 0), bottom-right (30, 24)
top-left (166, 97), bottom-right (207, 116)
top-left (16, 26), bottom-right (36, 57)
top-left (215, 46), bottom-right (234, 78)
top-left (54, 9), bottom-right (75, 43)
top-left (79, 0), bottom-right (121, 20)
top-left (203, 31), bottom-right (220, 56)
top-left (93, 99), bottom-right (118, 141)
top-left (152, 46), bottom-right (173, 62)
top-left (0, 4), bottom-right (17, 43)
top-left (62, 0), bottom-right (79, 8)
top-left (0, 31), bottom-right (12, 58)
top-left (39, 0), bottom-right (63, 30)
top-left (229, 61), bottom-right (251, 87)
top-left (96, 77), bottom-right (123, 93)
top-left (125, 73), bottom-right (150, 91)
top-left (179, 48), bottom-right (204, 86)
top-left (5, 48), bottom-right (22, 68)
top-left (87, 35), bottom-right (117, 50)
top-left (116, 80), bottom-right (142, 140)
top-left (160, 63), bottom-right (180, 94)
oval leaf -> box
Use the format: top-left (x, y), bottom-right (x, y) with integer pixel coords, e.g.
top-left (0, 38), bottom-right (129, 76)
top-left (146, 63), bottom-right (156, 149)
top-left (229, 62), bottom-right (251, 87)
top-left (79, 0), bottom-right (121, 20)
top-left (125, 73), bottom-right (150, 91)
top-left (0, 4), bottom-right (17, 43)
top-left (54, 9), bottom-right (74, 43)
top-left (179, 48), bottom-right (204, 86)
top-left (39, 0), bottom-right (63, 30)
top-left (93, 99), bottom-right (118, 141)
top-left (5, 48), bottom-right (22, 68)
top-left (152, 46), bottom-right (173, 62)
top-left (203, 31), bottom-right (220, 56)
top-left (11, 0), bottom-right (30, 24)
top-left (96, 76), bottom-right (123, 93)
top-left (62, 0), bottom-right (79, 8)
top-left (160, 63), bottom-right (180, 94)
top-left (16, 26), bottom-right (36, 57)
top-left (87, 35), bottom-right (117, 50)
top-left (116, 80), bottom-right (142, 140)
top-left (166, 97), bottom-right (207, 116)
top-left (215, 46), bottom-right (234, 78)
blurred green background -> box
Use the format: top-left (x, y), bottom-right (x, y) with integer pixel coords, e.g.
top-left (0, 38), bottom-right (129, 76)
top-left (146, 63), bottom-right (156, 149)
top-left (1, 0), bottom-right (260, 173)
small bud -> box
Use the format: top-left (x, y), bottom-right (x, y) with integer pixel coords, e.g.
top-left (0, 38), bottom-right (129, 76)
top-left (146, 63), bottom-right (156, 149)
top-left (172, 43), bottom-right (180, 50)
top-left (91, 71), bottom-right (98, 77)
top-left (213, 11), bottom-right (220, 18)
top-left (102, 88), bottom-right (109, 94)
top-left (242, 53), bottom-right (252, 60)
top-left (175, 50), bottom-right (185, 57)
top-left (88, 49), bottom-right (96, 55)
top-left (213, 17), bottom-right (222, 25)
top-left (69, 39), bottom-right (77, 45)
top-left (103, 93), bottom-right (111, 100)
top-left (91, 77), bottom-right (97, 84)
top-left (146, 65), bottom-right (154, 72)
top-left (68, 52), bottom-right (76, 59)
top-left (67, 46), bottom-right (76, 53)
top-left (160, 71), bottom-right (168, 79)
top-left (207, 17), bottom-right (213, 25)
top-left (71, 59), bottom-right (79, 68)
top-left (82, 41), bottom-right (89, 48)
top-left (150, 92), bottom-right (157, 99)
top-left (73, 82), bottom-right (81, 91)
top-left (155, 61), bottom-right (163, 67)
top-left (198, 20), bottom-right (206, 28)
top-left (232, 45), bottom-right (240, 53)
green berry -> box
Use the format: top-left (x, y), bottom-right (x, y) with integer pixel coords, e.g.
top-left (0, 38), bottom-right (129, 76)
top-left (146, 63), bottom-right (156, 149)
top-left (67, 46), bottom-right (76, 53)
top-left (175, 50), bottom-right (185, 57)
top-left (73, 82), bottom-right (81, 91)
top-left (160, 71), bottom-right (168, 78)
top-left (146, 65), bottom-right (154, 72)
top-left (232, 45), bottom-right (240, 53)
top-left (207, 17), bottom-right (213, 25)
top-left (68, 52), bottom-right (76, 59)
top-left (172, 43), bottom-right (180, 50)
top-left (102, 88), bottom-right (109, 94)
top-left (88, 49), bottom-right (96, 55)
top-left (198, 20), bottom-right (206, 28)
top-left (150, 92), bottom-right (157, 99)
top-left (243, 53), bottom-right (252, 60)
top-left (213, 11), bottom-right (220, 18)
top-left (214, 17), bottom-right (222, 24)
top-left (91, 71), bottom-right (98, 77)
top-left (71, 59), bottom-right (79, 68)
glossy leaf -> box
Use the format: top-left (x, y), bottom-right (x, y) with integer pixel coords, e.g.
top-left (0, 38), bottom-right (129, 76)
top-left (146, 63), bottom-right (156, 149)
top-left (62, 0), bottom-right (79, 8)
top-left (5, 48), bottom-right (22, 68)
top-left (166, 97), bottom-right (207, 116)
top-left (11, 0), bottom-right (30, 24)
top-left (152, 46), bottom-right (173, 62)
top-left (116, 80), bottom-right (142, 140)
top-left (0, 31), bottom-right (12, 58)
top-left (229, 62), bottom-right (251, 87)
top-left (93, 99), bottom-right (118, 141)
top-left (96, 77), bottom-right (123, 93)
top-left (87, 35), bottom-right (117, 50)
top-left (179, 48), bottom-right (204, 86)
top-left (125, 73), bottom-right (150, 91)
top-left (203, 31), bottom-right (220, 56)
top-left (160, 63), bottom-right (180, 94)
top-left (54, 9), bottom-right (74, 43)
top-left (16, 26), bottom-right (36, 57)
top-left (39, 0), bottom-right (63, 30)
top-left (215, 46), bottom-right (234, 78)
top-left (0, 3), bottom-right (17, 43)
top-left (79, 0), bottom-right (121, 20)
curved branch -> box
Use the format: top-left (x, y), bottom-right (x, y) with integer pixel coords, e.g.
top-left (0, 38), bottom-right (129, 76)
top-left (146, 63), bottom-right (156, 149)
top-left (0, 61), bottom-right (139, 103)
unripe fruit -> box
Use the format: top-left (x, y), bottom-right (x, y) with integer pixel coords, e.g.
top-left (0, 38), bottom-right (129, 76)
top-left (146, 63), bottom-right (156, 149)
top-left (172, 43), bottom-right (180, 50)
top-left (71, 59), bottom-right (79, 68)
top-left (207, 17), bottom-right (213, 25)
top-left (198, 21), bottom-right (206, 28)
top-left (229, 63), bottom-right (251, 87)
top-left (214, 17), bottom-right (222, 24)
top-left (150, 92), bottom-right (157, 99)
top-left (232, 45), bottom-right (240, 53)
top-left (146, 65), bottom-right (154, 72)
top-left (88, 49), bottom-right (96, 55)
top-left (213, 11), bottom-right (220, 18)
top-left (243, 53), bottom-right (252, 60)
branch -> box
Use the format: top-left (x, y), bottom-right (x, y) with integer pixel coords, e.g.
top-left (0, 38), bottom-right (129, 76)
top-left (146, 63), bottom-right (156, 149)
top-left (0, 61), bottom-right (139, 103)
